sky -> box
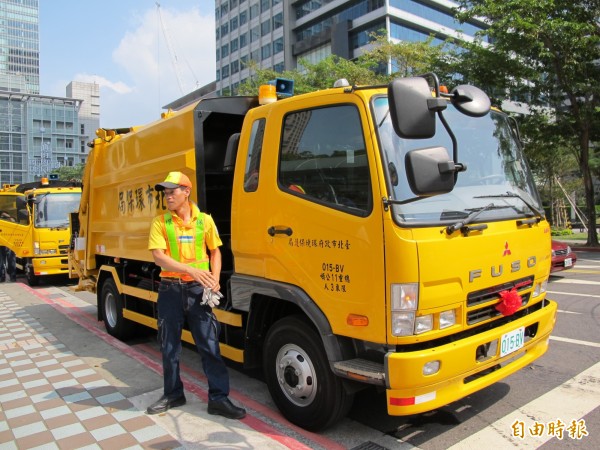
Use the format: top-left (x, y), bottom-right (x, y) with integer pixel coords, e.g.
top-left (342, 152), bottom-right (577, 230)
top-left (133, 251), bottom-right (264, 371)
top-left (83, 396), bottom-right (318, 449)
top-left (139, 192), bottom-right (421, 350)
top-left (39, 0), bottom-right (216, 128)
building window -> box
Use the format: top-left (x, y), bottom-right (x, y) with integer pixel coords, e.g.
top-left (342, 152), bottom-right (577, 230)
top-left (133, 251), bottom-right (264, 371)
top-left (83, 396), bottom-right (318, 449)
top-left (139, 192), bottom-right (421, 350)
top-left (272, 12), bottom-right (283, 30)
top-left (80, 124), bottom-right (85, 135)
top-left (261, 44), bottom-right (271, 60)
top-left (273, 37), bottom-right (283, 54)
top-left (221, 23), bottom-right (229, 37)
top-left (260, 0), bottom-right (269, 13)
top-left (240, 32), bottom-right (248, 48)
top-left (230, 16), bottom-right (238, 31)
top-left (261, 19), bottom-right (270, 36)
top-left (240, 10), bottom-right (248, 25)
top-left (231, 60), bottom-right (240, 74)
top-left (250, 3), bottom-right (259, 19)
top-left (230, 38), bottom-right (239, 52)
top-left (222, 65), bottom-right (230, 79)
top-left (250, 26), bottom-right (259, 42)
top-left (221, 43), bottom-right (229, 57)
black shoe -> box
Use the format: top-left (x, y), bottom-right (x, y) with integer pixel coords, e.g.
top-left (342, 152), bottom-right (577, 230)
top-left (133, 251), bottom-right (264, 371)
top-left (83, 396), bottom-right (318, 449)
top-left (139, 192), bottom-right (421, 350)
top-left (207, 398), bottom-right (246, 419)
top-left (146, 395), bottom-right (186, 415)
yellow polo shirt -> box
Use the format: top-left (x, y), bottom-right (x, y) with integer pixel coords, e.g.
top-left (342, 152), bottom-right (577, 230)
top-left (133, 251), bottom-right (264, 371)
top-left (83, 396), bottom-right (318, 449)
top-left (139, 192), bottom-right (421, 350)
top-left (148, 202), bottom-right (222, 280)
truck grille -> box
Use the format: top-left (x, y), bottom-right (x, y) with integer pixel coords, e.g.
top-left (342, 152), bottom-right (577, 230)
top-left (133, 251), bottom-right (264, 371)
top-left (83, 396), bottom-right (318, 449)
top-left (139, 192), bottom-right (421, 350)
top-left (59, 245), bottom-right (69, 255)
top-left (466, 276), bottom-right (533, 325)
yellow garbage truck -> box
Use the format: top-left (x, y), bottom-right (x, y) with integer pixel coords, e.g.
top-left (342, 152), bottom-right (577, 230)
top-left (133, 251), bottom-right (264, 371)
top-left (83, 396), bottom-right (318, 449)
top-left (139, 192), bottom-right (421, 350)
top-left (69, 75), bottom-right (556, 430)
top-left (0, 179), bottom-right (81, 285)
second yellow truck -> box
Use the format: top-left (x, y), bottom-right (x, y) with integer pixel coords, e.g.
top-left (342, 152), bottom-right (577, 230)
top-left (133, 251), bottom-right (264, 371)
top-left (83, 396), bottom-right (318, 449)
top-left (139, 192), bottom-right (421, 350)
top-left (1, 179), bottom-right (81, 285)
top-left (69, 74), bottom-right (556, 430)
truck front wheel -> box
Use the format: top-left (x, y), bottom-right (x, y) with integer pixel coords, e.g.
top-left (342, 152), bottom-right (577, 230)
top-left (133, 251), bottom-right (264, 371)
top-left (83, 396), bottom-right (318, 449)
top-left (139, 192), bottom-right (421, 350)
top-left (25, 260), bottom-right (39, 286)
top-left (100, 278), bottom-right (134, 340)
top-left (263, 315), bottom-right (354, 431)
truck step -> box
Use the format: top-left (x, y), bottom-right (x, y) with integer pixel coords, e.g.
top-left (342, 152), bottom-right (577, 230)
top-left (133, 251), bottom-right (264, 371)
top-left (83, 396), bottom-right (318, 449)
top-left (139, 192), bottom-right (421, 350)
top-left (332, 358), bottom-right (386, 386)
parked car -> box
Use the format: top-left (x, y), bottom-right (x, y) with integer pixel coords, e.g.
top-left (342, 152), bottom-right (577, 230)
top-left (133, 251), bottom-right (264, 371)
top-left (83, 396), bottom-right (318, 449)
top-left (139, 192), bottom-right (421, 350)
top-left (551, 240), bottom-right (577, 273)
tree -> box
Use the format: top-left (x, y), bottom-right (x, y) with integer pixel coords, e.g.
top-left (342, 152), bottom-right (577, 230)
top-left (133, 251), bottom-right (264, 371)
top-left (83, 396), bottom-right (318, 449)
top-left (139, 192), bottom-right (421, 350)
top-left (53, 164), bottom-right (85, 182)
top-left (455, 0), bottom-right (600, 245)
top-left (238, 35), bottom-right (449, 96)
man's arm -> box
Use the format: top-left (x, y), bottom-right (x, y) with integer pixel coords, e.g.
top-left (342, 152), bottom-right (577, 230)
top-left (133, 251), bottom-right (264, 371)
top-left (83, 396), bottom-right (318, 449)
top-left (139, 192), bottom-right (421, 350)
top-left (151, 249), bottom-right (219, 290)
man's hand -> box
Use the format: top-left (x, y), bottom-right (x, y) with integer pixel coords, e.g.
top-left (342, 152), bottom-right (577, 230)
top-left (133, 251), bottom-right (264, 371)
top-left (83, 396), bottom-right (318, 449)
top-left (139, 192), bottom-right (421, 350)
top-left (188, 267), bottom-right (220, 291)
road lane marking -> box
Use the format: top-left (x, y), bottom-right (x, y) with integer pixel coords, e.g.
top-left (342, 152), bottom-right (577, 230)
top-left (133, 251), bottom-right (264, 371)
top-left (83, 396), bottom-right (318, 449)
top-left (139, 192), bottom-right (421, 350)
top-left (550, 336), bottom-right (600, 348)
top-left (548, 290), bottom-right (600, 299)
top-left (556, 310), bottom-right (582, 314)
top-left (447, 360), bottom-right (600, 449)
top-left (550, 278), bottom-right (600, 285)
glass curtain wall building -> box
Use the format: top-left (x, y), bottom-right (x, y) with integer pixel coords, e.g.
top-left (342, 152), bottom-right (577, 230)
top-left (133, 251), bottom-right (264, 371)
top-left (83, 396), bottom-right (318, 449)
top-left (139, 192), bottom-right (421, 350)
top-left (215, 0), bottom-right (487, 96)
top-left (0, 0), bottom-right (39, 94)
top-left (0, 0), bottom-right (98, 185)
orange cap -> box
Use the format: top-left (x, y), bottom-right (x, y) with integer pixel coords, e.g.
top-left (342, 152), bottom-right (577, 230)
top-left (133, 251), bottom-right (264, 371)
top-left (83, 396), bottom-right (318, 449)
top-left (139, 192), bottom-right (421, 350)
top-left (155, 171), bottom-right (193, 191)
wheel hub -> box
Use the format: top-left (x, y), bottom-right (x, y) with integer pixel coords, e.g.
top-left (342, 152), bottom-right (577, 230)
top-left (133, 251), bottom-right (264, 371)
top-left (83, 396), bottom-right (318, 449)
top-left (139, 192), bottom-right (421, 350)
top-left (276, 344), bottom-right (316, 407)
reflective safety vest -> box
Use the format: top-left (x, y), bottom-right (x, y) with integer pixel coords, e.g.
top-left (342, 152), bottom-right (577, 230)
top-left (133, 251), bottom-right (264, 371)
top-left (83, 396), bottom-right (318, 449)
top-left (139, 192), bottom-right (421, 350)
top-left (163, 211), bottom-right (209, 270)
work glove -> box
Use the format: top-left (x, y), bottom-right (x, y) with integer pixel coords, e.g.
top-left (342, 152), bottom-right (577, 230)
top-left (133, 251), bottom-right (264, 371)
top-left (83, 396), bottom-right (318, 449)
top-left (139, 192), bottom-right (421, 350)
top-left (201, 288), bottom-right (223, 308)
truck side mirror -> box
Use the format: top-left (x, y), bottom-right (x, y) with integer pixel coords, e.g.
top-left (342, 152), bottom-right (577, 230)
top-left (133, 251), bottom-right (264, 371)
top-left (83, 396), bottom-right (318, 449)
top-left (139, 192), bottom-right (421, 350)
top-left (405, 146), bottom-right (456, 196)
top-left (388, 77), bottom-right (446, 139)
top-left (449, 85), bottom-right (491, 117)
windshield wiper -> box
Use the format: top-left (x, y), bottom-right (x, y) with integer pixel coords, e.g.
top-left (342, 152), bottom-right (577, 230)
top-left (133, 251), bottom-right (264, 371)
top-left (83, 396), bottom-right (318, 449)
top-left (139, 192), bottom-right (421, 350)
top-left (474, 191), bottom-right (545, 219)
top-left (446, 203), bottom-right (510, 235)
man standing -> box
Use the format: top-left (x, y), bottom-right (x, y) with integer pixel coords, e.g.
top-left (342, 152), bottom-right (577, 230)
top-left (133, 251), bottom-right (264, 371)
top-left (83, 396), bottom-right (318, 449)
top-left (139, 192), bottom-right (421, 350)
top-left (146, 171), bottom-right (245, 419)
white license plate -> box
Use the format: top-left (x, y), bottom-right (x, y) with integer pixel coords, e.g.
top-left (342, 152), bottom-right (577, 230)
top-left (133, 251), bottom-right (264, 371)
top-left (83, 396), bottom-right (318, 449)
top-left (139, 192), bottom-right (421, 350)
top-left (564, 258), bottom-right (573, 267)
top-left (500, 327), bottom-right (525, 357)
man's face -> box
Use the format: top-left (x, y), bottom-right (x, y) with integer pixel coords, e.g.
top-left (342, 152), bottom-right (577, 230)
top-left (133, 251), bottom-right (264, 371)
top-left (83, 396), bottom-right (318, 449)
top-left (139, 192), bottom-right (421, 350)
top-left (163, 186), bottom-right (189, 211)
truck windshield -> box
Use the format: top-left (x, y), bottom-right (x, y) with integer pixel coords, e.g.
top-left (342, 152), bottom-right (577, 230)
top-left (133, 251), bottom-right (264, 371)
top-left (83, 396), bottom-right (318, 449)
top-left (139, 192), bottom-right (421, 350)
top-left (34, 193), bottom-right (81, 228)
top-left (373, 96), bottom-right (543, 226)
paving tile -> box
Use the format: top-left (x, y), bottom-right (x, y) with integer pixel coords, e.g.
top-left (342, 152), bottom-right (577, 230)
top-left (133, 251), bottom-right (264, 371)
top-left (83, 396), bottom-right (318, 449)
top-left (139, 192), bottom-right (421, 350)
top-left (12, 430), bottom-right (55, 449)
top-left (55, 431), bottom-right (97, 449)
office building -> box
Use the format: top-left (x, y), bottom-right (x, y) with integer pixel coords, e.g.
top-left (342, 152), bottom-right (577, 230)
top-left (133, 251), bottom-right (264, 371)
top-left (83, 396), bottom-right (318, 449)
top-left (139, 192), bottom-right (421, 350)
top-left (0, 0), bottom-right (39, 94)
top-left (0, 0), bottom-right (97, 185)
top-left (214, 0), bottom-right (487, 96)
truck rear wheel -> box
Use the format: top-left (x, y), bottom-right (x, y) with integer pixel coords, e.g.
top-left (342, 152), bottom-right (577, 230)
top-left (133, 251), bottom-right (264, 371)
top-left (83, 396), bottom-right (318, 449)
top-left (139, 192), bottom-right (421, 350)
top-left (100, 278), bottom-right (134, 340)
top-left (263, 315), bottom-right (354, 431)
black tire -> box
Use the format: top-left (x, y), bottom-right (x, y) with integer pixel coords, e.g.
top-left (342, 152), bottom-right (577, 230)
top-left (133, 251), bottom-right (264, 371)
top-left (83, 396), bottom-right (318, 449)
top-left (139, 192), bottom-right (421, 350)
top-left (263, 315), bottom-right (354, 431)
top-left (100, 278), bottom-right (134, 340)
top-left (25, 260), bottom-right (39, 286)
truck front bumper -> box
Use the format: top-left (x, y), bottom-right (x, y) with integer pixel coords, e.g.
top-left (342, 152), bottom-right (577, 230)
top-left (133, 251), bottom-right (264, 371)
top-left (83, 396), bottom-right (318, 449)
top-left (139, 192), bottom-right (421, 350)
top-left (385, 299), bottom-right (557, 415)
top-left (31, 255), bottom-right (70, 276)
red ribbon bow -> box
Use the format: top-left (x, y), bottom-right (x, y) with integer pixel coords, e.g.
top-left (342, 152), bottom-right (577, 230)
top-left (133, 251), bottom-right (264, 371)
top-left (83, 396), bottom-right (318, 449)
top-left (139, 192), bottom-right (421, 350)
top-left (495, 288), bottom-right (523, 316)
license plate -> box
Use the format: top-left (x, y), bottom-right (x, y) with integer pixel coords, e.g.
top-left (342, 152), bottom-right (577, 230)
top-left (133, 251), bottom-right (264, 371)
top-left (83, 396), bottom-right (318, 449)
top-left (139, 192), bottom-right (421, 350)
top-left (564, 258), bottom-right (572, 267)
top-left (500, 327), bottom-right (525, 357)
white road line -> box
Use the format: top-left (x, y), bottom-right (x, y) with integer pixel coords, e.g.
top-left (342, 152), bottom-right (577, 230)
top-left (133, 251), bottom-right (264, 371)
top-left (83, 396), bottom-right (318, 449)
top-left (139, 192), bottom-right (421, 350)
top-left (557, 310), bottom-right (582, 314)
top-left (551, 278), bottom-right (600, 285)
top-left (447, 360), bottom-right (600, 449)
top-left (548, 290), bottom-right (600, 299)
top-left (550, 336), bottom-right (600, 348)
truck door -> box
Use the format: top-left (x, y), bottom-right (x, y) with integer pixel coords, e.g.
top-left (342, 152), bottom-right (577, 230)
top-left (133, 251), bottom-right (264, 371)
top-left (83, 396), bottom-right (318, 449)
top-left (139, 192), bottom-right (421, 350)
top-left (237, 97), bottom-right (387, 341)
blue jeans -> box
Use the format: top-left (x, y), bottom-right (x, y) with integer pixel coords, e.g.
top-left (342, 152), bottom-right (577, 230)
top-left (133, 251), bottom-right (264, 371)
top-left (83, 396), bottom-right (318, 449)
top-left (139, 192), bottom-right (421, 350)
top-left (156, 281), bottom-right (230, 402)
top-left (0, 246), bottom-right (16, 281)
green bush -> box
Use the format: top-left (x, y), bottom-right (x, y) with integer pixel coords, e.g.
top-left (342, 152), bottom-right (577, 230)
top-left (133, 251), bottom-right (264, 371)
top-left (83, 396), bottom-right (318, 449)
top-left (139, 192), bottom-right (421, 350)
top-left (550, 228), bottom-right (574, 236)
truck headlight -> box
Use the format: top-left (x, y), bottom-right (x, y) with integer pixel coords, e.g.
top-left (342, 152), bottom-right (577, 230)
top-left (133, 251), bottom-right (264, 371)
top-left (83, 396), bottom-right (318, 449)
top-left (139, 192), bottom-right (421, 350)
top-left (392, 312), bottom-right (415, 336)
top-left (439, 310), bottom-right (456, 329)
top-left (391, 283), bottom-right (418, 336)
top-left (533, 279), bottom-right (548, 297)
top-left (415, 315), bottom-right (433, 334)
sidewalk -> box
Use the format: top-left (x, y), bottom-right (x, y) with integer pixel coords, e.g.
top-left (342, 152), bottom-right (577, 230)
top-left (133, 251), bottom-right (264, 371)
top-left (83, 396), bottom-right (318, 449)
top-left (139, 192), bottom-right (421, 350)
top-left (0, 282), bottom-right (300, 450)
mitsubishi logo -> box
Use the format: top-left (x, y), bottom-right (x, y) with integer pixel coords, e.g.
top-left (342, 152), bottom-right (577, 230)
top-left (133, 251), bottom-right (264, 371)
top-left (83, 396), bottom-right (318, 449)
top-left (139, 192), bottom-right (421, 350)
top-left (503, 241), bottom-right (511, 256)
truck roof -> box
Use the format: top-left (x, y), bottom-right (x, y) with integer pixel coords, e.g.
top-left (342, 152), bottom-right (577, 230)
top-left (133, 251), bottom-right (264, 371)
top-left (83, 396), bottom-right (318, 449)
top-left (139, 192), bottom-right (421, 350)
top-left (16, 180), bottom-right (82, 193)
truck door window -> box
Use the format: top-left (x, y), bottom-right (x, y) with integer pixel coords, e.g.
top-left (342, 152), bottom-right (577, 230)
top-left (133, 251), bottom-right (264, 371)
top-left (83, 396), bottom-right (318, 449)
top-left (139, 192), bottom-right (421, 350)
top-left (244, 118), bottom-right (266, 192)
top-left (279, 105), bottom-right (371, 215)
